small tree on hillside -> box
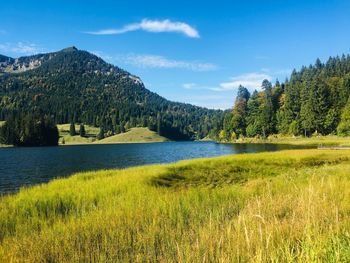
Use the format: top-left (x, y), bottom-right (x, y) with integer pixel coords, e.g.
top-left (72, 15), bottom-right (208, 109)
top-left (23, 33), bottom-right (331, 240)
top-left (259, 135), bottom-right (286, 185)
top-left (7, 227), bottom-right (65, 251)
top-left (69, 122), bottom-right (76, 136)
top-left (79, 124), bottom-right (86, 137)
top-left (97, 127), bottom-right (105, 140)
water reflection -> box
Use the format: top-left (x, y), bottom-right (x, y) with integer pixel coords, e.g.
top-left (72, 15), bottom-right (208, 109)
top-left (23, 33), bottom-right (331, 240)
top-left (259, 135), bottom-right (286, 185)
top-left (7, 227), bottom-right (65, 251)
top-left (0, 141), bottom-right (311, 194)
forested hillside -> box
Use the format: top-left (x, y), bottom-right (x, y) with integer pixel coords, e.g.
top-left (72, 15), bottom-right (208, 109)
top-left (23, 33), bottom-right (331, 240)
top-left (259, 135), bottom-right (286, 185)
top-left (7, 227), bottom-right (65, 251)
top-left (219, 55), bottom-right (350, 140)
top-left (0, 47), bottom-right (223, 140)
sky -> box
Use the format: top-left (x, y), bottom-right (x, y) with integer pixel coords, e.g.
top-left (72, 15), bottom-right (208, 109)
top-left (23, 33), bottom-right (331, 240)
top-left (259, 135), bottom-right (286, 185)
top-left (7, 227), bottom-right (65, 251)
top-left (0, 0), bottom-right (350, 109)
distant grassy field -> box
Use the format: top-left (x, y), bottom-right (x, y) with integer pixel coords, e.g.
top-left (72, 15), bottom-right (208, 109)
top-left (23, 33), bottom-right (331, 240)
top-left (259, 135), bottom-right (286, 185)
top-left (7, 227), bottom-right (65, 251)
top-left (57, 124), bottom-right (100, 145)
top-left (58, 125), bottom-right (168, 145)
top-left (235, 135), bottom-right (350, 146)
top-left (1, 149), bottom-right (350, 262)
top-left (94, 127), bottom-right (169, 144)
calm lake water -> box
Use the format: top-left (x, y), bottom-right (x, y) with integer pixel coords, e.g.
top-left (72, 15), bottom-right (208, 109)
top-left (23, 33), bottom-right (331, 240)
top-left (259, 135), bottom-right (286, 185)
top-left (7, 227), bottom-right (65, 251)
top-left (0, 141), bottom-right (310, 194)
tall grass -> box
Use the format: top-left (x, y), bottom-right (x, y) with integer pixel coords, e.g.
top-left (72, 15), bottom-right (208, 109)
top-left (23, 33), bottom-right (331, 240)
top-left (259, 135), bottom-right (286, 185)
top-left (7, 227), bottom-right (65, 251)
top-left (1, 150), bottom-right (350, 262)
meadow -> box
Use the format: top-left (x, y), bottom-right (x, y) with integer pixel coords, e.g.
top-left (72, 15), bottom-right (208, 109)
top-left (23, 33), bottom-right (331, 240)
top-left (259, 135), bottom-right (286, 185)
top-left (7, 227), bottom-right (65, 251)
top-left (57, 124), bottom-right (100, 145)
top-left (95, 127), bottom-right (169, 144)
top-left (57, 125), bottom-right (169, 145)
top-left (1, 149), bottom-right (350, 262)
top-left (235, 135), bottom-right (350, 147)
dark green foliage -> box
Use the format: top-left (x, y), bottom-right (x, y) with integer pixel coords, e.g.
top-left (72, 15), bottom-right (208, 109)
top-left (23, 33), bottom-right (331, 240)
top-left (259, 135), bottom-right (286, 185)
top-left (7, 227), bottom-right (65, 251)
top-left (97, 127), bottom-right (105, 140)
top-left (0, 47), bottom-right (223, 141)
top-left (231, 86), bottom-right (250, 137)
top-left (79, 124), bottom-right (86, 137)
top-left (221, 55), bottom-right (350, 139)
top-left (337, 97), bottom-right (350, 136)
top-left (69, 122), bottom-right (76, 136)
top-left (258, 80), bottom-right (275, 138)
top-left (0, 114), bottom-right (59, 146)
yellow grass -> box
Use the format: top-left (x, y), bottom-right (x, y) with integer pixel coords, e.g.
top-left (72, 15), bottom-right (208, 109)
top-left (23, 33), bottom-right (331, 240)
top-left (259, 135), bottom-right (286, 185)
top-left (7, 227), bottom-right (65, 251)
top-left (236, 134), bottom-right (350, 146)
top-left (94, 127), bottom-right (169, 144)
top-left (1, 149), bottom-right (350, 262)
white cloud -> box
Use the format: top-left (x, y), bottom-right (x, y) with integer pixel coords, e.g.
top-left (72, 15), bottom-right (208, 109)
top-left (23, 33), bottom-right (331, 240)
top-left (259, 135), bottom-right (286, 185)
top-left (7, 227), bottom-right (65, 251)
top-left (86, 19), bottom-right (199, 38)
top-left (90, 50), bottom-right (114, 62)
top-left (174, 94), bottom-right (230, 109)
top-left (210, 72), bottom-right (272, 91)
top-left (0, 42), bottom-right (44, 55)
top-left (123, 54), bottom-right (217, 71)
top-left (183, 83), bottom-right (197, 89)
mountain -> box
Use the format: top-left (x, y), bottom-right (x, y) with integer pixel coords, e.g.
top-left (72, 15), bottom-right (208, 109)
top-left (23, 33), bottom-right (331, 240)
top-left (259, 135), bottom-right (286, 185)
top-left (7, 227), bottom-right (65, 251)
top-left (0, 47), bottom-right (223, 140)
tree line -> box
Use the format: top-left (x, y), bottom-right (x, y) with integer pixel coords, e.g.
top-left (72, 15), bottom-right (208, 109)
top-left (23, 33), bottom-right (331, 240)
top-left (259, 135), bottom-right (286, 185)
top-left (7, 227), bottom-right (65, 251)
top-left (218, 55), bottom-right (350, 140)
top-left (0, 114), bottom-right (59, 146)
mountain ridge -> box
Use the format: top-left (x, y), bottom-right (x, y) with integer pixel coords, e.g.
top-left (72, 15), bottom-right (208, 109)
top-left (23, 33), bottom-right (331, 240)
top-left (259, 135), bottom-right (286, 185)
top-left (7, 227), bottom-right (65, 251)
top-left (0, 47), bottom-right (223, 140)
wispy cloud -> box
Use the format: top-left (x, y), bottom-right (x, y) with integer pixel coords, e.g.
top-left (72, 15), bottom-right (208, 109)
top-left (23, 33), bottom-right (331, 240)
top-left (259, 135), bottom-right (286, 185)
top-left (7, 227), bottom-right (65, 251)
top-left (182, 83), bottom-right (217, 90)
top-left (90, 50), bottom-right (114, 62)
top-left (210, 72), bottom-right (272, 91)
top-left (183, 83), bottom-right (197, 89)
top-left (85, 19), bottom-right (200, 38)
top-left (174, 94), bottom-right (229, 109)
top-left (122, 54), bottom-right (217, 71)
top-left (0, 42), bottom-right (44, 55)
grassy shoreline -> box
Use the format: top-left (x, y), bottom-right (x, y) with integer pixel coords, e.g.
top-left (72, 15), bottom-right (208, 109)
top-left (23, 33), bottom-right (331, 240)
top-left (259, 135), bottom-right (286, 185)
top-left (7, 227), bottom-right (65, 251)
top-left (1, 149), bottom-right (350, 261)
top-left (230, 135), bottom-right (350, 146)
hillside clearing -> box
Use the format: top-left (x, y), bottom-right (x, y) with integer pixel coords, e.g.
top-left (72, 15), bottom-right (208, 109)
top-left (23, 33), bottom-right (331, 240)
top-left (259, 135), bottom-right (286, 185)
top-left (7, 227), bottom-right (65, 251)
top-left (94, 127), bottom-right (169, 144)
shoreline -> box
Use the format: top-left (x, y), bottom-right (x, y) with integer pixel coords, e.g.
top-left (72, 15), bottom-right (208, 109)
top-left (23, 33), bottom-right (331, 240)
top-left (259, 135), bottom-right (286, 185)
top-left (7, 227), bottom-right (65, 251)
top-left (2, 149), bottom-right (350, 261)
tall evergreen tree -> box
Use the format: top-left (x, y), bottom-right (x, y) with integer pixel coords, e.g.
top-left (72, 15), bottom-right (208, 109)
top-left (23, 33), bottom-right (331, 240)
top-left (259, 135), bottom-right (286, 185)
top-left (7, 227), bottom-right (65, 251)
top-left (246, 90), bottom-right (261, 137)
top-left (97, 127), bottom-right (105, 140)
top-left (337, 97), bottom-right (350, 136)
top-left (79, 124), bottom-right (86, 137)
top-left (231, 85), bottom-right (250, 137)
top-left (258, 80), bottom-right (275, 138)
top-left (69, 122), bottom-right (76, 136)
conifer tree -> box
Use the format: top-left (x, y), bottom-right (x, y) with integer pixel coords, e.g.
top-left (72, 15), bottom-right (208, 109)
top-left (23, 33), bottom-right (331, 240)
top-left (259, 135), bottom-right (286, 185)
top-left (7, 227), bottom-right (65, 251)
top-left (337, 97), bottom-right (350, 136)
top-left (69, 122), bottom-right (76, 136)
top-left (79, 124), bottom-right (86, 137)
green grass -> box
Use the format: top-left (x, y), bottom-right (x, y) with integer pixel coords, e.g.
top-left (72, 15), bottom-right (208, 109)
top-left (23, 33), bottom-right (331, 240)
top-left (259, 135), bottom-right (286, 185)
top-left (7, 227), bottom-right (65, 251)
top-left (57, 124), bottom-right (100, 145)
top-left (1, 149), bottom-right (350, 262)
top-left (94, 127), bottom-right (169, 144)
top-left (58, 125), bottom-right (168, 145)
top-left (235, 134), bottom-right (350, 146)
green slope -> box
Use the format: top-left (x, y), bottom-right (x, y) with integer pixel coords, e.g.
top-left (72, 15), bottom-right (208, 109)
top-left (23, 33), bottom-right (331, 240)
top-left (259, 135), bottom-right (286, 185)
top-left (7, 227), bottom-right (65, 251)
top-left (94, 127), bottom-right (169, 144)
top-left (57, 124), bottom-right (99, 145)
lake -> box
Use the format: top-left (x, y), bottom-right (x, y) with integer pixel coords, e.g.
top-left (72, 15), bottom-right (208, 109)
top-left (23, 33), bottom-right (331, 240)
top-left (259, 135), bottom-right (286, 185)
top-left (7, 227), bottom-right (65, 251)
top-left (0, 141), bottom-right (310, 194)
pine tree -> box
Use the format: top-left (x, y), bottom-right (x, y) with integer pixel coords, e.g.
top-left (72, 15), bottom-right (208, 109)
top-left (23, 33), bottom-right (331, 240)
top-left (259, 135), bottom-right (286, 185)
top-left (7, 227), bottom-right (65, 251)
top-left (97, 127), bottom-right (105, 140)
top-left (246, 90), bottom-right (261, 137)
top-left (231, 85), bottom-right (250, 137)
top-left (79, 124), bottom-right (86, 137)
top-left (337, 97), bottom-right (350, 136)
top-left (157, 113), bottom-right (162, 136)
top-left (258, 80), bottom-right (275, 138)
top-left (69, 122), bottom-right (76, 136)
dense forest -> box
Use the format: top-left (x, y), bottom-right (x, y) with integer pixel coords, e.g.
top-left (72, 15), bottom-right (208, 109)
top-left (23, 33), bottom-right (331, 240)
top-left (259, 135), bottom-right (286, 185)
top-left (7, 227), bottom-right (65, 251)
top-left (219, 55), bottom-right (350, 141)
top-left (0, 114), bottom-right (59, 146)
top-left (0, 47), bottom-right (223, 141)
top-left (2, 47), bottom-right (350, 143)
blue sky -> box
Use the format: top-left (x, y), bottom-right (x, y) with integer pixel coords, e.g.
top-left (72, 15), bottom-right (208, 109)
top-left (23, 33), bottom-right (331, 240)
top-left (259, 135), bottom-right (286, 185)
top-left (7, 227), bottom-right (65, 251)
top-left (1, 0), bottom-right (350, 109)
